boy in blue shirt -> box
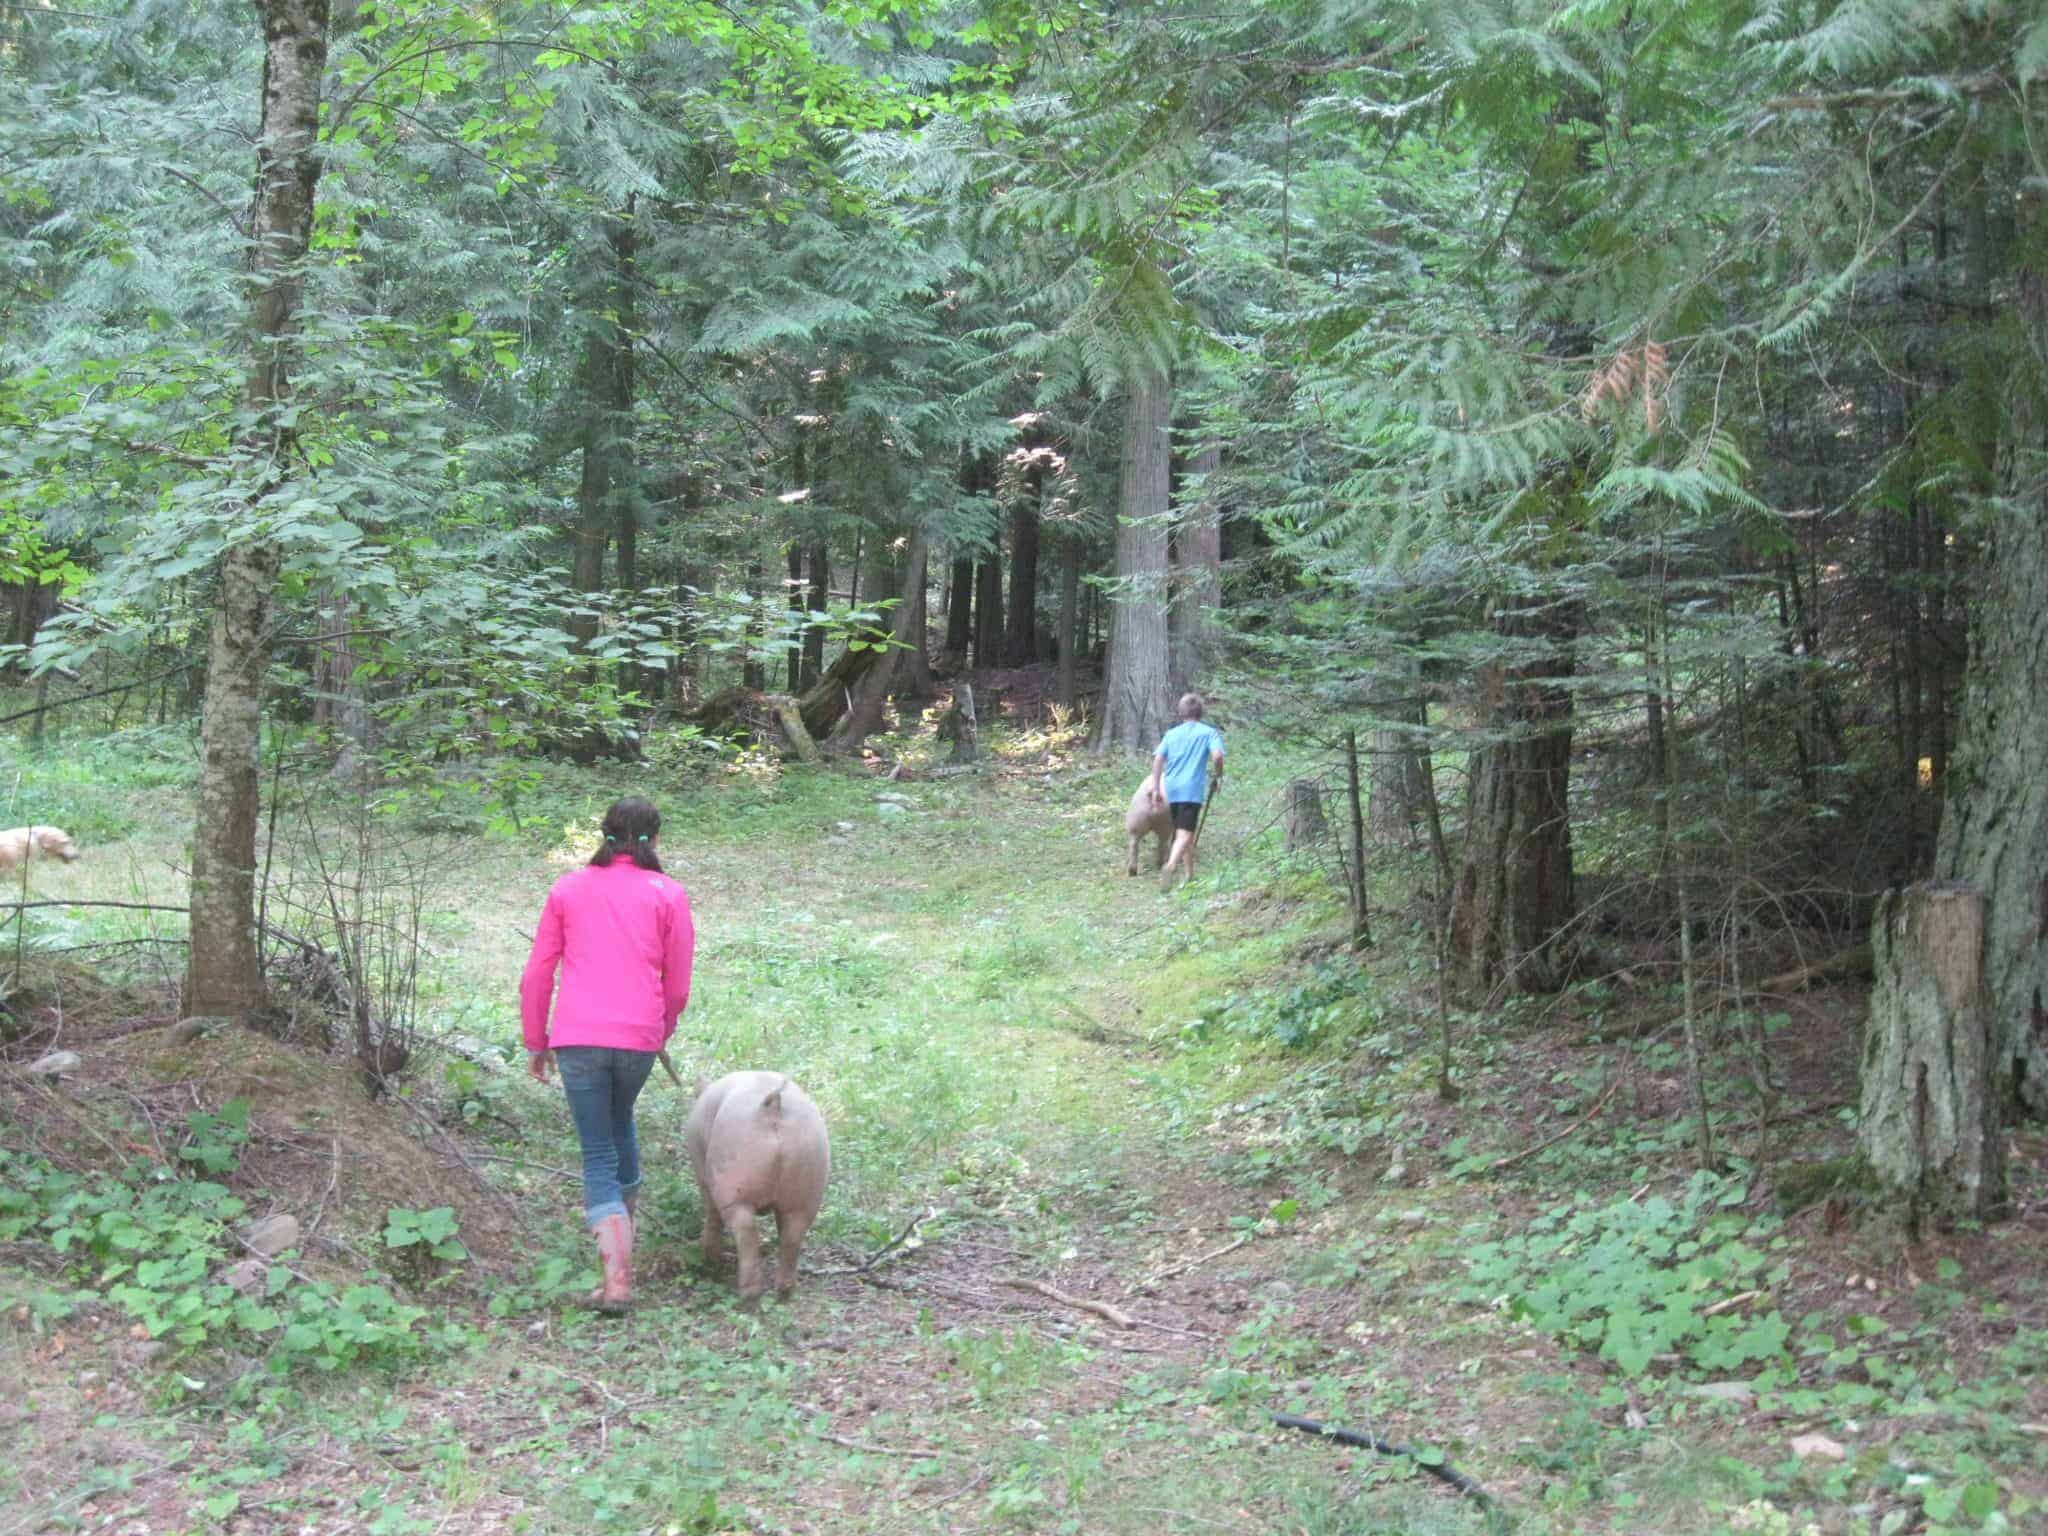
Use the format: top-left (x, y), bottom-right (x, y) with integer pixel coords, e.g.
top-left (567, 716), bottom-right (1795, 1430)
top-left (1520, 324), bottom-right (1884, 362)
top-left (1145, 693), bottom-right (1225, 891)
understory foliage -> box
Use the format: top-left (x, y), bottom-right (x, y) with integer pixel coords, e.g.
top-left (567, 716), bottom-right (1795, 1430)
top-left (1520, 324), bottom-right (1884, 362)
top-left (1, 13), bottom-right (2045, 1511)
top-left (0, 1101), bottom-right (456, 1402)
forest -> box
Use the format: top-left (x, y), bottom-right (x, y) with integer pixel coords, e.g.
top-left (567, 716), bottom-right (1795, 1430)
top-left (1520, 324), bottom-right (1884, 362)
top-left (2, 0), bottom-right (2045, 1531)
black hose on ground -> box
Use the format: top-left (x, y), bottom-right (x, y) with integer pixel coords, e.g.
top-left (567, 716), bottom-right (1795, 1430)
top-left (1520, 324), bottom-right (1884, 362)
top-left (1270, 1411), bottom-right (1495, 1505)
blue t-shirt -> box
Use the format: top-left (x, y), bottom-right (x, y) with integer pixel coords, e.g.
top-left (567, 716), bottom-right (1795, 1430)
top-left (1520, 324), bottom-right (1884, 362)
top-left (1156, 720), bottom-right (1225, 805)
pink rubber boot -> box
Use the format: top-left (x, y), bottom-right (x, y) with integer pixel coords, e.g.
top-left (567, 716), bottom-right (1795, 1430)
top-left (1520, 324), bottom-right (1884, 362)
top-left (592, 1212), bottom-right (634, 1314)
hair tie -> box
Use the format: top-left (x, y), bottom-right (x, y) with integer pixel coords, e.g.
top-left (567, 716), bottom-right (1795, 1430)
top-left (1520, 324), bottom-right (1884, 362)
top-left (636, 833), bottom-right (650, 842)
top-left (604, 834), bottom-right (620, 845)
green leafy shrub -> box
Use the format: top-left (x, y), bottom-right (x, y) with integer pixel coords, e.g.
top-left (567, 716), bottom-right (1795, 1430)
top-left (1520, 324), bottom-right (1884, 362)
top-left (1189, 961), bottom-right (1381, 1051)
top-left (382, 1205), bottom-right (468, 1285)
top-left (1459, 1171), bottom-right (1794, 1377)
top-left (0, 1101), bottom-right (444, 1398)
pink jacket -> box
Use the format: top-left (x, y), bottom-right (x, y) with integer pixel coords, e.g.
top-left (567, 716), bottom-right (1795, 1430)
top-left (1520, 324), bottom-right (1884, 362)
top-left (519, 860), bottom-right (696, 1055)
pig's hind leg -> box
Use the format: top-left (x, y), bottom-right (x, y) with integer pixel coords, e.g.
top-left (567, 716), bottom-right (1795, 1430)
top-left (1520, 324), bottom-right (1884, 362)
top-left (696, 1186), bottom-right (726, 1269)
top-left (772, 1206), bottom-right (815, 1297)
top-left (727, 1205), bottom-right (767, 1301)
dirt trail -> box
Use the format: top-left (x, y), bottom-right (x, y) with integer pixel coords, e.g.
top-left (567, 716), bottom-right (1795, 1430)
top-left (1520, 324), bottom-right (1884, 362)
top-left (0, 761), bottom-right (1553, 1534)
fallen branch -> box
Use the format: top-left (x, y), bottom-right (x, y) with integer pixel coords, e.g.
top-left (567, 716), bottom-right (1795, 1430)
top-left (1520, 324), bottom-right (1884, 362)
top-left (0, 660), bottom-right (202, 727)
top-left (470, 1150), bottom-right (580, 1181)
top-left (1489, 1070), bottom-right (1624, 1173)
top-left (1003, 1277), bottom-right (1136, 1329)
top-left (814, 1205), bottom-right (937, 1277)
top-left (391, 1089), bottom-right (529, 1225)
top-left (1750, 944), bottom-right (1872, 997)
top-left (812, 1430), bottom-right (961, 1462)
top-left (1702, 1289), bottom-right (1763, 1318)
top-left (1129, 1233), bottom-right (1251, 1296)
top-left (0, 899), bottom-right (189, 915)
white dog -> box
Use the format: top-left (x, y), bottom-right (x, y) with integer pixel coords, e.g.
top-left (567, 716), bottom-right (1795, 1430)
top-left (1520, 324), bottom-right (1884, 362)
top-left (0, 826), bottom-right (81, 869)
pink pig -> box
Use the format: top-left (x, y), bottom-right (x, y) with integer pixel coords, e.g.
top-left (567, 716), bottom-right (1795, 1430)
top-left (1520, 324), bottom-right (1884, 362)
top-left (685, 1071), bottom-right (830, 1301)
top-left (1124, 779), bottom-right (1171, 876)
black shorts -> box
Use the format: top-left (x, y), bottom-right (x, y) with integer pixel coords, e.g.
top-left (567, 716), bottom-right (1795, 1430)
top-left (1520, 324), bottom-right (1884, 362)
top-left (1169, 801), bottom-right (1202, 832)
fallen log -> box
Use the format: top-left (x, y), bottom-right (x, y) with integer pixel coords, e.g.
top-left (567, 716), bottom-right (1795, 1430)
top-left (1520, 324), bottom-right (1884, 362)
top-left (685, 687), bottom-right (820, 759)
top-left (1753, 943), bottom-right (1872, 996)
top-left (797, 643), bottom-right (884, 741)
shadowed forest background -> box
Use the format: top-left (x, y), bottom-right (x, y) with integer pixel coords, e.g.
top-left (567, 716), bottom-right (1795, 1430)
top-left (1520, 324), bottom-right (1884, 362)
top-left (2, 2), bottom-right (2045, 1533)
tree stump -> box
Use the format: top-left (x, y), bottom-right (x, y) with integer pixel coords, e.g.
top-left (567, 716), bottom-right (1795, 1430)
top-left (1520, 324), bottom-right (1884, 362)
top-left (936, 685), bottom-right (979, 764)
top-left (1283, 777), bottom-right (1328, 851)
top-left (1860, 882), bottom-right (2006, 1230)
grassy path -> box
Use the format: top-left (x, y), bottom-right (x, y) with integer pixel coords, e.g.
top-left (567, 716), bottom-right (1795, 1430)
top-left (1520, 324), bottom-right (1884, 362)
top-left (9, 733), bottom-right (2042, 1535)
top-left (6, 746), bottom-right (1475, 1536)
top-left (404, 757), bottom-right (1498, 1536)
top-left (292, 756), bottom-right (1481, 1536)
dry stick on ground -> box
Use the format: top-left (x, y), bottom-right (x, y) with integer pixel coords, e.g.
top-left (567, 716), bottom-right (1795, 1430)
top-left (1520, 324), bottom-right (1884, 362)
top-left (1004, 1277), bottom-right (1213, 1338)
top-left (813, 1431), bottom-right (960, 1461)
top-left (1488, 1069), bottom-right (1625, 1173)
top-left (1128, 1232), bottom-right (1251, 1296)
top-left (305, 1134), bottom-right (341, 1239)
top-left (17, 1076), bottom-right (141, 1167)
top-left (1702, 1289), bottom-right (1764, 1318)
top-left (389, 1089), bottom-right (529, 1225)
top-left (0, 899), bottom-right (191, 916)
top-left (791, 1404), bottom-right (966, 1463)
top-left (1003, 1277), bottom-right (1137, 1327)
top-left (1493, 1009), bottom-right (1697, 1171)
top-left (469, 1150), bottom-right (580, 1181)
top-left (859, 1272), bottom-right (1012, 1312)
top-left (811, 1204), bottom-right (937, 1276)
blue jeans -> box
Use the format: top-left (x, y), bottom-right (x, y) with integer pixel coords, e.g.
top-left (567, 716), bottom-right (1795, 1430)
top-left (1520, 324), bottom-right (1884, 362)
top-left (555, 1047), bottom-right (656, 1226)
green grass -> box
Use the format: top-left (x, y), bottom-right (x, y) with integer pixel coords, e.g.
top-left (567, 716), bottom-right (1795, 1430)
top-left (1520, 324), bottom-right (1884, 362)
top-left (3, 710), bottom-right (2044, 1535)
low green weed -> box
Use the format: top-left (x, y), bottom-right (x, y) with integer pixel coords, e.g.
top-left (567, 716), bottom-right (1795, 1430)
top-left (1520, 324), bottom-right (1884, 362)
top-left (942, 1325), bottom-right (1083, 1406)
top-left (381, 1205), bottom-right (468, 1286)
top-left (0, 1103), bottom-right (452, 1399)
top-left (1459, 1171), bottom-right (1794, 1378)
top-left (1185, 960), bottom-right (1382, 1051)
top-left (560, 1428), bottom-right (731, 1533)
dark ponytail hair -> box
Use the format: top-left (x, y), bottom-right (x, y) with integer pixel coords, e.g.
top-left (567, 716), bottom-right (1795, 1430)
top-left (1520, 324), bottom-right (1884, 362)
top-left (590, 796), bottom-right (663, 871)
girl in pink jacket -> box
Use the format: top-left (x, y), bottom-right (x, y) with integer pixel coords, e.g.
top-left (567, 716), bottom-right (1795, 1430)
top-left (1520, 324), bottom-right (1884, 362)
top-left (520, 795), bottom-right (696, 1312)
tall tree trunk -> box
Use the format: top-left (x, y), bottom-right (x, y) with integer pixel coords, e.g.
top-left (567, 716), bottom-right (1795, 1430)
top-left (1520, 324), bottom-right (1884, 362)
top-left (313, 588), bottom-right (371, 778)
top-left (802, 541), bottom-right (828, 689)
top-left (1367, 663), bottom-right (1425, 841)
top-left (570, 207), bottom-right (635, 642)
top-left (897, 551), bottom-right (936, 699)
top-left (667, 472), bottom-right (703, 707)
top-left (1005, 472), bottom-right (1041, 665)
top-left (974, 548), bottom-right (1003, 669)
top-left (831, 530), bottom-right (928, 750)
top-left (785, 542), bottom-right (805, 692)
top-left (867, 533), bottom-right (900, 606)
top-left (1090, 362), bottom-right (1174, 753)
top-left (1862, 885), bottom-right (2004, 1227)
top-left (1170, 441), bottom-right (1222, 691)
top-left (570, 368), bottom-right (612, 646)
top-left (187, 0), bottom-right (330, 1021)
top-left (1055, 540), bottom-right (1082, 711)
top-left (1449, 596), bottom-right (1581, 996)
top-left (742, 559), bottom-right (766, 691)
top-left (943, 553), bottom-right (973, 669)
top-left (611, 200), bottom-right (638, 593)
top-left (1922, 184), bottom-right (2048, 1121)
